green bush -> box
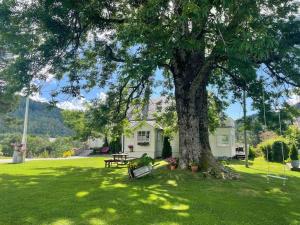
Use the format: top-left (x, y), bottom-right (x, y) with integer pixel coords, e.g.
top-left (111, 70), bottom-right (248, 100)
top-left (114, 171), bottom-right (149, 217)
top-left (63, 149), bottom-right (75, 158)
top-left (38, 150), bottom-right (50, 158)
top-left (0, 134), bottom-right (84, 158)
top-left (248, 146), bottom-right (256, 160)
top-left (128, 153), bottom-right (154, 170)
top-left (0, 133), bottom-right (21, 156)
top-left (162, 136), bottom-right (172, 159)
top-left (102, 137), bottom-right (109, 147)
top-left (109, 138), bottom-right (121, 154)
top-left (290, 145), bottom-right (299, 161)
top-left (272, 140), bottom-right (289, 162)
top-left (257, 137), bottom-right (290, 162)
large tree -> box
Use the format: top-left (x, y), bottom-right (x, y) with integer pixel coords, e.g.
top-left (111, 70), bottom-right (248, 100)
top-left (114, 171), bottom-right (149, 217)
top-left (1, 0), bottom-right (300, 175)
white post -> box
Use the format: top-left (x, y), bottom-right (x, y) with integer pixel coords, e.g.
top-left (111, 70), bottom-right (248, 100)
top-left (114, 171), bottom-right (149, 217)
top-left (243, 89), bottom-right (249, 168)
top-left (12, 96), bottom-right (29, 163)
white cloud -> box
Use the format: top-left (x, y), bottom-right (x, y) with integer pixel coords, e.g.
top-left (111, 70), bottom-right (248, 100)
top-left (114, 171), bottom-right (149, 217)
top-left (97, 92), bottom-right (107, 102)
top-left (56, 97), bottom-right (87, 111)
top-left (29, 92), bottom-right (48, 103)
top-left (287, 94), bottom-right (300, 105)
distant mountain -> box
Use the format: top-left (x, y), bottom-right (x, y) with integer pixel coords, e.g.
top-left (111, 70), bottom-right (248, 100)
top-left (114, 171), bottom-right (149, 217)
top-left (0, 97), bottom-right (74, 137)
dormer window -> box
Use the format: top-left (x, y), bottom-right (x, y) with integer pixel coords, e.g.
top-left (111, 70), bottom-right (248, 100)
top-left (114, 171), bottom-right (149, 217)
top-left (217, 135), bottom-right (229, 147)
top-left (137, 131), bottom-right (150, 144)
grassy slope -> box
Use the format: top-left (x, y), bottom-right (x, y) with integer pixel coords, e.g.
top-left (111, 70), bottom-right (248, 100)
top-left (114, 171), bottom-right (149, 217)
top-left (0, 158), bottom-right (299, 225)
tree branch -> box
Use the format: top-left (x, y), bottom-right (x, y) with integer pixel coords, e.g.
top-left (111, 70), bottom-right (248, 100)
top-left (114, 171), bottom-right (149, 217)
top-left (265, 63), bottom-right (300, 88)
top-left (216, 65), bottom-right (247, 89)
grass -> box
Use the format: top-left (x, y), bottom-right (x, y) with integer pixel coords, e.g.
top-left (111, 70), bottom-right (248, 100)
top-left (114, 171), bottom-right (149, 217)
top-left (0, 157), bottom-right (299, 225)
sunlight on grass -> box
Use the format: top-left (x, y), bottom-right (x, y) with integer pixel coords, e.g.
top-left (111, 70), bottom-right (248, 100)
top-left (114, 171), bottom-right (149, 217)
top-left (88, 218), bottom-right (106, 225)
top-left (0, 157), bottom-right (300, 225)
top-left (166, 180), bottom-right (178, 187)
top-left (76, 191), bottom-right (89, 198)
top-left (51, 219), bottom-right (74, 225)
top-left (99, 180), bottom-right (128, 189)
top-left (106, 208), bottom-right (116, 214)
top-left (177, 212), bottom-right (190, 217)
top-left (160, 203), bottom-right (190, 211)
top-left (81, 208), bottom-right (102, 218)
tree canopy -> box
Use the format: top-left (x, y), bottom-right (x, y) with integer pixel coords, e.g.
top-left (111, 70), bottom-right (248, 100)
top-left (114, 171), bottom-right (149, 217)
top-left (1, 0), bottom-right (300, 174)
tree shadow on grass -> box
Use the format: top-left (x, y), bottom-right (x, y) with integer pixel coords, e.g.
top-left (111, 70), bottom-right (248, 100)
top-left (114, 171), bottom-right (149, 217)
top-left (0, 162), bottom-right (300, 225)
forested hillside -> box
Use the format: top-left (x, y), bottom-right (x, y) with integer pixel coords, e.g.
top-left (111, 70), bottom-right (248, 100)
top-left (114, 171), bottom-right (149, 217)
top-left (0, 97), bottom-right (74, 137)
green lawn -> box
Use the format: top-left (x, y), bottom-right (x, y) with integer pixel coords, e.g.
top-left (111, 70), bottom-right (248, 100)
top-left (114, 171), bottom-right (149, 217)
top-left (0, 158), bottom-right (299, 225)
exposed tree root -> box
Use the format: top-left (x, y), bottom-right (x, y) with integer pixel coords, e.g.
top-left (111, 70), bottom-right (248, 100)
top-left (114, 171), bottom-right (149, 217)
top-left (202, 162), bottom-right (240, 180)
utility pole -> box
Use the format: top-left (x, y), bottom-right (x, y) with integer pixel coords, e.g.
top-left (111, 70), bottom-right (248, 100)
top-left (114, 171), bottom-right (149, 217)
top-left (21, 96), bottom-right (30, 162)
top-left (243, 89), bottom-right (249, 168)
top-left (12, 96), bottom-right (29, 163)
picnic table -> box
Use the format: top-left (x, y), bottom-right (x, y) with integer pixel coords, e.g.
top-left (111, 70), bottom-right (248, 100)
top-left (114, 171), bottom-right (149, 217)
top-left (112, 153), bottom-right (128, 161)
top-left (105, 153), bottom-right (132, 167)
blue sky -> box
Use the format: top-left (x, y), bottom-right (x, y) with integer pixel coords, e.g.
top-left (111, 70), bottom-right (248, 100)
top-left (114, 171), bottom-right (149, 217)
top-left (32, 69), bottom-right (259, 121)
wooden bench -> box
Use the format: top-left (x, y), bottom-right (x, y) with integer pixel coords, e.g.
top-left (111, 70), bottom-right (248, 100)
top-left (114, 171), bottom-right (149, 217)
top-left (104, 159), bottom-right (118, 168)
top-left (105, 157), bottom-right (137, 168)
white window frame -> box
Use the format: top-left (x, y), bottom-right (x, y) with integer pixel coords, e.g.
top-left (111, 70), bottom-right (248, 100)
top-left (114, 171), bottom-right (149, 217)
top-left (217, 135), bottom-right (230, 147)
top-left (137, 131), bottom-right (150, 143)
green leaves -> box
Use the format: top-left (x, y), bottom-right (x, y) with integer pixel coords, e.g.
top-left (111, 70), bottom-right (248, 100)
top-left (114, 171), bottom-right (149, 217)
top-left (62, 110), bottom-right (92, 141)
top-left (0, 0), bottom-right (299, 140)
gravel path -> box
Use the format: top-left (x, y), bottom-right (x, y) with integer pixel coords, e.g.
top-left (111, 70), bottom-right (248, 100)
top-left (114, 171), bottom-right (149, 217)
top-left (0, 155), bottom-right (106, 164)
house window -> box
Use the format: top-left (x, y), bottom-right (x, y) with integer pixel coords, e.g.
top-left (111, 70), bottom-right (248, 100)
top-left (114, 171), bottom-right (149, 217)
top-left (217, 135), bottom-right (229, 147)
top-left (137, 131), bottom-right (150, 144)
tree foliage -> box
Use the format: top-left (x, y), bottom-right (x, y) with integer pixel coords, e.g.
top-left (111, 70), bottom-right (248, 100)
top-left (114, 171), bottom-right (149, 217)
top-left (62, 110), bottom-right (92, 141)
top-left (0, 133), bottom-right (82, 157)
top-left (162, 136), bottom-right (172, 159)
top-left (1, 1), bottom-right (299, 109)
top-left (1, 0), bottom-right (300, 171)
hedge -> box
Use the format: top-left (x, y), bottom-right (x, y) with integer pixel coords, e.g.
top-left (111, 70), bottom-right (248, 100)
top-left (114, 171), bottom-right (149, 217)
top-left (257, 137), bottom-right (290, 162)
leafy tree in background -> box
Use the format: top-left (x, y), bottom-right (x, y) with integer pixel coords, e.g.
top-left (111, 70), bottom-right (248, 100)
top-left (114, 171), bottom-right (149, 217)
top-left (162, 136), bottom-right (172, 159)
top-left (0, 78), bottom-right (18, 115)
top-left (236, 104), bottom-right (300, 147)
top-left (285, 125), bottom-right (300, 148)
top-left (0, 93), bottom-right (18, 115)
top-left (1, 0), bottom-right (300, 176)
top-left (62, 110), bottom-right (92, 141)
top-left (290, 144), bottom-right (299, 160)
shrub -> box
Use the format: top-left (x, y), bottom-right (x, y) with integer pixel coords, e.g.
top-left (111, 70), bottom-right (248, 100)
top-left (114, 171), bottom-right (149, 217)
top-left (285, 125), bottom-right (300, 148)
top-left (0, 133), bottom-right (21, 156)
top-left (128, 153), bottom-right (154, 170)
top-left (272, 140), bottom-right (289, 162)
top-left (290, 145), bottom-right (299, 161)
top-left (102, 137), bottom-right (109, 147)
top-left (162, 136), bottom-right (172, 159)
top-left (257, 137), bottom-right (290, 162)
top-left (109, 138), bottom-right (121, 154)
top-left (38, 150), bottom-right (49, 158)
top-left (248, 146), bottom-right (256, 160)
top-left (63, 149), bottom-right (75, 158)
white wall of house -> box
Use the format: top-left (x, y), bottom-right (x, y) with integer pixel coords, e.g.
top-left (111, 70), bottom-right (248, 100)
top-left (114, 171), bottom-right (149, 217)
top-left (123, 118), bottom-right (236, 159)
top-left (209, 127), bottom-right (236, 158)
top-left (123, 123), bottom-right (163, 158)
top-left (170, 127), bottom-right (235, 158)
top-left (87, 137), bottom-right (104, 149)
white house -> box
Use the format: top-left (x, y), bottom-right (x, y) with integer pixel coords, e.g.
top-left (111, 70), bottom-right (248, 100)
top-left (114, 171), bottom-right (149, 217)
top-left (122, 118), bottom-right (236, 159)
top-left (87, 137), bottom-right (104, 149)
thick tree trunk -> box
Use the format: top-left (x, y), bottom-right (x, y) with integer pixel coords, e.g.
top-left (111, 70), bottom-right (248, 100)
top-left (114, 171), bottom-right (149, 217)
top-left (175, 82), bottom-right (218, 171)
top-left (12, 150), bottom-right (25, 164)
top-left (170, 51), bottom-right (238, 179)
